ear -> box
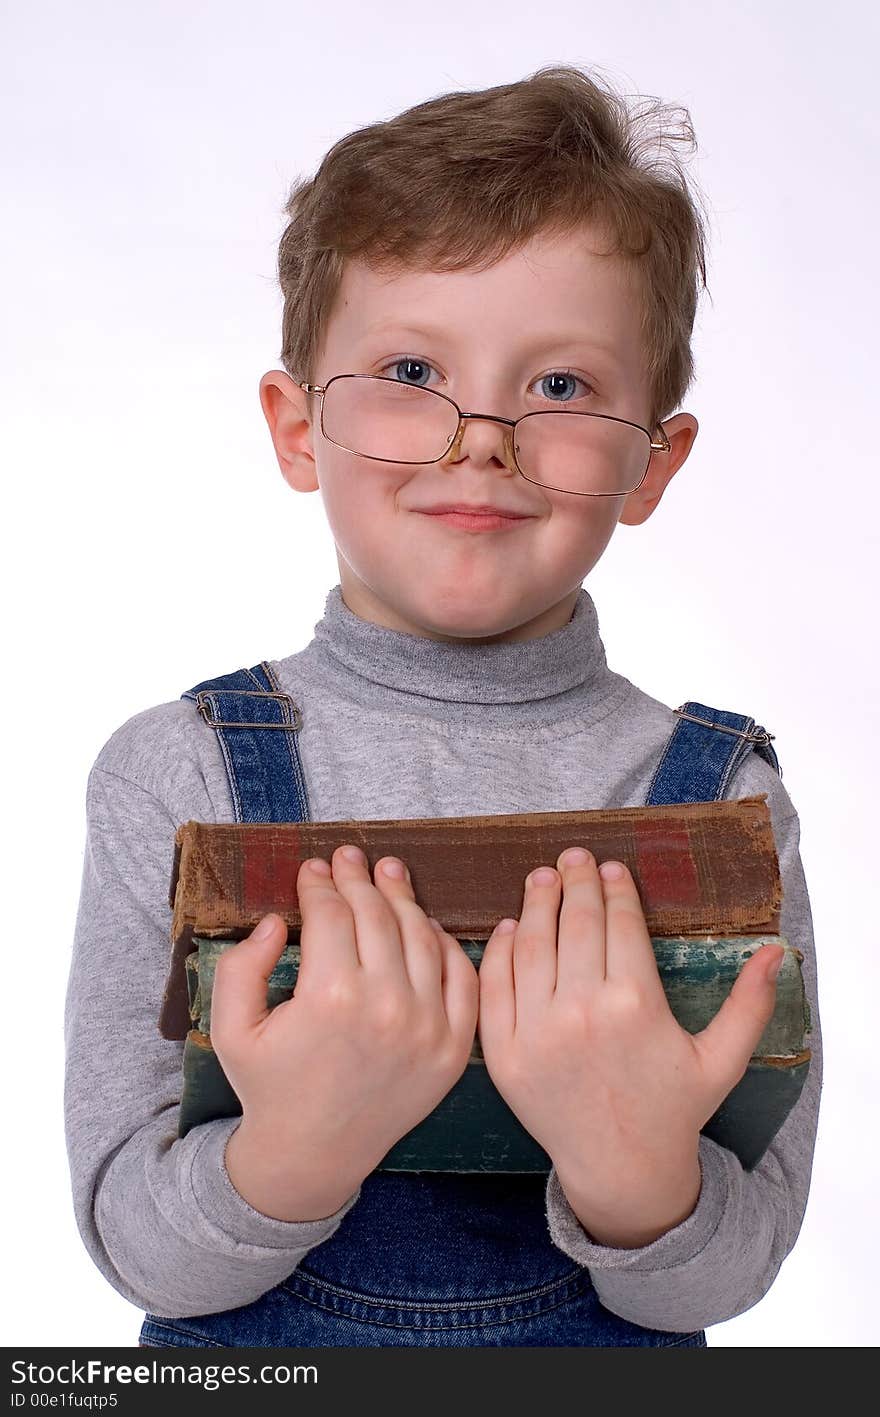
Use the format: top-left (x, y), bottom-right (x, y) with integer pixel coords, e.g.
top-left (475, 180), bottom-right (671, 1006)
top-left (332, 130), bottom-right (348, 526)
top-left (258, 369), bottom-right (320, 493)
top-left (617, 413), bottom-right (699, 526)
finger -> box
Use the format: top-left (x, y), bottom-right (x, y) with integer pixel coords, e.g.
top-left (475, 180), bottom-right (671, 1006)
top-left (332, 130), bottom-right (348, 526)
top-left (476, 917), bottom-right (518, 1052)
top-left (433, 925), bottom-right (480, 1047)
top-left (554, 846), bottom-right (606, 995)
top-left (372, 855), bottom-right (444, 997)
top-left (294, 854), bottom-right (360, 988)
top-left (695, 944), bottom-right (785, 1103)
top-left (210, 913), bottom-right (289, 1049)
top-left (598, 859), bottom-right (666, 995)
top-left (327, 844), bottom-right (409, 984)
top-left (512, 867), bottom-right (561, 1016)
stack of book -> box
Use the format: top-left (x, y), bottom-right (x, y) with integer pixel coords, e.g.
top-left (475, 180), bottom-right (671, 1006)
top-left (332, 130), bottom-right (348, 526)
top-left (159, 795), bottom-right (811, 1172)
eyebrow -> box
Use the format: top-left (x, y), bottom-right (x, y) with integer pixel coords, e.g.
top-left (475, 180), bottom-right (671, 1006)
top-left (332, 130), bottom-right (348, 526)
top-left (358, 323), bottom-right (622, 363)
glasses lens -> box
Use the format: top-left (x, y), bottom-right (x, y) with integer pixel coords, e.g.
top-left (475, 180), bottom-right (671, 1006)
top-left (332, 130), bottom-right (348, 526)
top-left (514, 412), bottom-right (650, 495)
top-left (321, 377), bottom-right (651, 494)
top-left (322, 376), bottom-right (459, 462)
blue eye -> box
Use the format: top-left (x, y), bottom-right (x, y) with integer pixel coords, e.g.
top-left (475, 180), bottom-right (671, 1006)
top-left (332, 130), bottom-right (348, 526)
top-left (381, 357), bottom-right (434, 387)
top-left (532, 370), bottom-right (592, 403)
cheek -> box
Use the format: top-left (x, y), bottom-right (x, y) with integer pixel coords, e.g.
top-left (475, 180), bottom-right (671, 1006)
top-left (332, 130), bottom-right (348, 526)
top-left (550, 498), bottom-right (623, 550)
top-left (513, 503), bottom-right (623, 585)
top-left (318, 464), bottom-right (410, 548)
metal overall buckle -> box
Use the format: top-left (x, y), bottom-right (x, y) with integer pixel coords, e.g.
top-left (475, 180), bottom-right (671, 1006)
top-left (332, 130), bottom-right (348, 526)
top-left (672, 705), bottom-right (775, 747)
top-left (195, 688), bottom-right (304, 731)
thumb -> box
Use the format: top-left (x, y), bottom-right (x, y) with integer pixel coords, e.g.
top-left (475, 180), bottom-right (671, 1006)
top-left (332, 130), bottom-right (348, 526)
top-left (694, 944), bottom-right (785, 1104)
top-left (209, 913), bottom-right (288, 1046)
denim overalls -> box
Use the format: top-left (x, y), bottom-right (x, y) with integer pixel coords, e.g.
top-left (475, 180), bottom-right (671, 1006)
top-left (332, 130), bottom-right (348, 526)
top-left (139, 664), bottom-right (781, 1349)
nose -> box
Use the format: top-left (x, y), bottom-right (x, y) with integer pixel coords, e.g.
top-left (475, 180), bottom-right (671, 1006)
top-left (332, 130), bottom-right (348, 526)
top-left (443, 412), bottom-right (518, 474)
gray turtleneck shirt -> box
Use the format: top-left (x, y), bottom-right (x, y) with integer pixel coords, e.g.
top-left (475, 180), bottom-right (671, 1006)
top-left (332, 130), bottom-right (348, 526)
top-left (64, 584), bottom-right (822, 1334)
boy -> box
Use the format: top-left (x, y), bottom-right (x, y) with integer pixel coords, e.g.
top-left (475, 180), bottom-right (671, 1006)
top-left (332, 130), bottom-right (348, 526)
top-left (65, 64), bottom-right (821, 1346)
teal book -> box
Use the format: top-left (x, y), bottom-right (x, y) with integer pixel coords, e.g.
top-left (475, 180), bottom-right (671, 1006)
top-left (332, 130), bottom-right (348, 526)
top-left (178, 932), bottom-right (811, 1172)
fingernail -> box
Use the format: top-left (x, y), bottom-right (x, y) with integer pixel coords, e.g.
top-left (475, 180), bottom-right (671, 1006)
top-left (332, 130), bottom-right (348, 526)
top-left (341, 845), bottom-right (365, 864)
top-left (599, 861), bottom-right (625, 881)
top-left (560, 848), bottom-right (592, 867)
top-left (252, 915), bottom-right (276, 940)
top-left (529, 867), bottom-right (557, 886)
top-left (308, 857), bottom-right (331, 874)
top-left (381, 859), bottom-right (405, 878)
top-left (496, 918), bottom-right (518, 933)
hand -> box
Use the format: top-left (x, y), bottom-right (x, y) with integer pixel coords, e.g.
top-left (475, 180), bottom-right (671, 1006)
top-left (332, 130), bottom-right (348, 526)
top-left (476, 847), bottom-right (785, 1246)
top-left (212, 845), bottom-right (479, 1216)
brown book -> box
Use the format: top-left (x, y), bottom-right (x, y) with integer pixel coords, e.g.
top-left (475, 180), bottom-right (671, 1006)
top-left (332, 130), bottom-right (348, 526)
top-left (160, 794), bottom-right (782, 1040)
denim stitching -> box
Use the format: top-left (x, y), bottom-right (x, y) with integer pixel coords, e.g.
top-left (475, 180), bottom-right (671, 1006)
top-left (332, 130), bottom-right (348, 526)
top-left (139, 1321), bottom-right (226, 1348)
top-left (259, 661), bottom-right (312, 820)
top-left (284, 1264), bottom-right (586, 1315)
top-left (279, 1268), bottom-right (592, 1330)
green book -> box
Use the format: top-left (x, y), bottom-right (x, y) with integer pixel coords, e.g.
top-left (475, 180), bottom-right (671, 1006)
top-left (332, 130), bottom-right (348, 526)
top-left (179, 933), bottom-right (811, 1172)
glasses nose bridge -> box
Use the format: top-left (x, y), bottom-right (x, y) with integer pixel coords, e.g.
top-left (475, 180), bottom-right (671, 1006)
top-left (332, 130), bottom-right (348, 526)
top-left (446, 407), bottom-right (519, 472)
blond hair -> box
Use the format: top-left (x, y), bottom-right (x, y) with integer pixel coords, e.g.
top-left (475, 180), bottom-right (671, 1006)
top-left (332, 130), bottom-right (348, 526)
top-left (276, 63), bottom-right (711, 431)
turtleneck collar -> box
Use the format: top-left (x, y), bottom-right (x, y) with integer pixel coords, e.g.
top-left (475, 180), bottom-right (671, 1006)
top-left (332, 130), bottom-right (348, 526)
top-left (283, 584), bottom-right (625, 730)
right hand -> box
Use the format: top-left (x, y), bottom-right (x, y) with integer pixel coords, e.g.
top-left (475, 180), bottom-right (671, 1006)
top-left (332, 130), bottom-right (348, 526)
top-left (211, 844), bottom-right (479, 1204)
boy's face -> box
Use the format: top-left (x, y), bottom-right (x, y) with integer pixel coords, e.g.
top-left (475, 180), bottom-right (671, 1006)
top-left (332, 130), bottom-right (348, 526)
top-left (260, 224), bottom-right (698, 644)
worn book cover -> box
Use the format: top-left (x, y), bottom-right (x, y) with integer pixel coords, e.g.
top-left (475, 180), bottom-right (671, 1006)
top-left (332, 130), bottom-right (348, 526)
top-left (161, 795), bottom-right (783, 1039)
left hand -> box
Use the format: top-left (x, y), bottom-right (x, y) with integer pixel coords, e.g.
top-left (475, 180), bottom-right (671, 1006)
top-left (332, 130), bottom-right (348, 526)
top-left (476, 847), bottom-right (784, 1234)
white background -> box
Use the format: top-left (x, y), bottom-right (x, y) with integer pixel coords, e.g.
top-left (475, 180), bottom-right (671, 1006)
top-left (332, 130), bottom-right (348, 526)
top-left (3, 0), bottom-right (878, 1349)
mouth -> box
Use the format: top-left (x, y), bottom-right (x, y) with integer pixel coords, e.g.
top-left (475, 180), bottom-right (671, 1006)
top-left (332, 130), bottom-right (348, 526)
top-left (416, 508), bottom-right (535, 533)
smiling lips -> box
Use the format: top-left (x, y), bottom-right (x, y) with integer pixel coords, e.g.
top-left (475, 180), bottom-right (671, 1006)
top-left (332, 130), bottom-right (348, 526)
top-left (420, 503), bottom-right (532, 516)
top-left (416, 502), bottom-right (534, 532)
top-left (419, 512), bottom-right (532, 532)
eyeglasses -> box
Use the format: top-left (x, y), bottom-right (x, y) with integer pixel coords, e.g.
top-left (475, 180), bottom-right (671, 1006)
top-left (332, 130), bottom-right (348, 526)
top-left (297, 373), bottom-right (670, 497)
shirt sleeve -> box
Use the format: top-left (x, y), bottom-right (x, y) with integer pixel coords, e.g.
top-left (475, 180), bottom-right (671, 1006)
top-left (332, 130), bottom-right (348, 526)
top-left (64, 759), bottom-right (361, 1320)
top-left (542, 802), bottom-right (823, 1333)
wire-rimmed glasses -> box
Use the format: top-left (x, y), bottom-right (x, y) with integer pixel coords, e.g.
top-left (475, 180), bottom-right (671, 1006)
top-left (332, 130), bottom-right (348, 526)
top-left (297, 373), bottom-right (670, 497)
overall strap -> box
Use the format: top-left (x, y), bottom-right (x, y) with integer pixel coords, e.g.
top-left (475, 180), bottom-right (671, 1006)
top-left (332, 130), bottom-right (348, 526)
top-left (181, 662), bottom-right (310, 823)
top-left (646, 700), bottom-right (782, 807)
top-left (182, 667), bottom-right (780, 820)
